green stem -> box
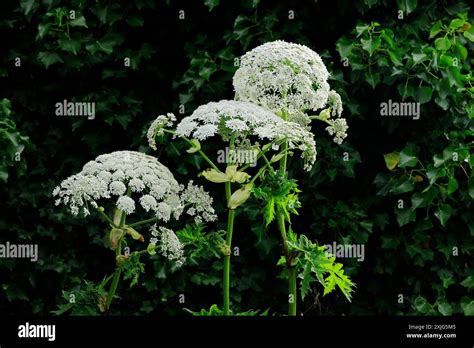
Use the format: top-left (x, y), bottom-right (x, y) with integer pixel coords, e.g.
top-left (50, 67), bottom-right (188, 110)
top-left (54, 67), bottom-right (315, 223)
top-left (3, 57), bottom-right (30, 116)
top-left (128, 216), bottom-right (161, 228)
top-left (105, 211), bottom-right (126, 313)
top-left (223, 181), bottom-right (235, 315)
top-left (240, 139), bottom-right (277, 172)
top-left (97, 208), bottom-right (117, 227)
top-left (276, 110), bottom-right (297, 316)
top-left (164, 129), bottom-right (220, 171)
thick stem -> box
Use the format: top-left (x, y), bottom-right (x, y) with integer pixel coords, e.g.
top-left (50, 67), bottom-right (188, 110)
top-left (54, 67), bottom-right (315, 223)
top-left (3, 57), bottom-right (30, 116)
top-left (223, 181), bottom-right (235, 315)
top-left (288, 267), bottom-right (297, 316)
top-left (105, 239), bottom-right (122, 312)
top-left (276, 111), bottom-right (297, 315)
top-left (277, 210), bottom-right (297, 316)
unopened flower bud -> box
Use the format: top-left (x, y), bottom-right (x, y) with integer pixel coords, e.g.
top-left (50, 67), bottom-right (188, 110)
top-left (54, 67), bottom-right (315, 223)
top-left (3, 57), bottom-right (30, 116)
top-left (228, 184), bottom-right (253, 210)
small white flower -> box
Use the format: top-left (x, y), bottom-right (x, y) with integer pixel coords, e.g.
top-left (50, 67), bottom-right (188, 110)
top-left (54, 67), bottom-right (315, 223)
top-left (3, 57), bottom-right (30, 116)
top-left (328, 90), bottom-right (343, 117)
top-left (147, 113), bottom-right (176, 150)
top-left (325, 118), bottom-right (348, 145)
top-left (109, 181), bottom-right (127, 196)
top-left (129, 178), bottom-right (145, 192)
top-left (179, 180), bottom-right (217, 223)
top-left (139, 194), bottom-right (157, 212)
top-left (116, 196), bottom-right (135, 215)
top-left (150, 224), bottom-right (186, 267)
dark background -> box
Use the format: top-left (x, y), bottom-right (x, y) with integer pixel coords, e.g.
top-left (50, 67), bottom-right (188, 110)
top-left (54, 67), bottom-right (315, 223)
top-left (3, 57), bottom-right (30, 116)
top-left (0, 0), bottom-right (472, 316)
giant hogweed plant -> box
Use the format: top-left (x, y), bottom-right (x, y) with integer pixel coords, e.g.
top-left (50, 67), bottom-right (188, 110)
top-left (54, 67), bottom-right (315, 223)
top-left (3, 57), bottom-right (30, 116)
top-left (147, 100), bottom-right (316, 315)
top-left (52, 151), bottom-right (216, 315)
top-left (232, 41), bottom-right (353, 315)
top-left (147, 41), bottom-right (354, 316)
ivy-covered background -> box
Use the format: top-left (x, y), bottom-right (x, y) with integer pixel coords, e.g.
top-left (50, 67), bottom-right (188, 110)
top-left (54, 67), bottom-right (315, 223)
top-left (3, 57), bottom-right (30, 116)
top-left (0, 0), bottom-right (472, 316)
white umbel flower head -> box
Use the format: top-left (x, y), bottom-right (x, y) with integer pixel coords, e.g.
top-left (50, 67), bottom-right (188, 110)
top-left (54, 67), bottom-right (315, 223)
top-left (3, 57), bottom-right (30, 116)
top-left (180, 180), bottom-right (218, 224)
top-left (53, 151), bottom-right (216, 220)
top-left (233, 40), bottom-right (331, 119)
top-left (147, 113), bottom-right (176, 150)
top-left (174, 100), bottom-right (317, 170)
top-left (150, 224), bottom-right (186, 267)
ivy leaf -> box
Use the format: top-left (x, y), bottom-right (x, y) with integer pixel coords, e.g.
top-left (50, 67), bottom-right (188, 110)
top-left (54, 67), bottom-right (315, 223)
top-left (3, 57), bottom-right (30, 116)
top-left (361, 36), bottom-right (381, 56)
top-left (69, 15), bottom-right (88, 28)
top-left (204, 0), bottom-right (220, 11)
top-left (387, 49), bottom-right (403, 66)
top-left (437, 301), bottom-right (453, 316)
top-left (454, 43), bottom-right (468, 60)
top-left (414, 296), bottom-right (431, 314)
top-left (429, 21), bottom-right (442, 39)
top-left (412, 52), bottom-right (427, 65)
top-left (395, 207), bottom-right (416, 226)
top-left (427, 167), bottom-right (446, 184)
top-left (365, 72), bottom-right (381, 88)
top-left (449, 18), bottom-right (465, 29)
top-left (411, 187), bottom-right (437, 209)
top-left (58, 38), bottom-right (81, 55)
top-left (416, 86), bottom-right (432, 104)
top-left (447, 177), bottom-right (458, 195)
top-left (37, 52), bottom-right (63, 68)
top-left (355, 24), bottom-right (369, 37)
top-left (37, 23), bottom-right (51, 40)
top-left (397, 0), bottom-right (417, 15)
top-left (434, 204), bottom-right (452, 226)
top-left (468, 177), bottom-right (474, 199)
top-left (435, 37), bottom-right (451, 51)
top-left (460, 276), bottom-right (474, 289)
top-left (433, 146), bottom-right (456, 167)
top-left (461, 300), bottom-right (474, 316)
top-left (398, 150), bottom-right (417, 168)
top-left (390, 178), bottom-right (414, 194)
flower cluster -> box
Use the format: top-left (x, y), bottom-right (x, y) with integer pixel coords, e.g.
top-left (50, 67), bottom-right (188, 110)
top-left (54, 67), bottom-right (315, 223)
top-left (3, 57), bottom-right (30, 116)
top-left (175, 100), bottom-right (279, 141)
top-left (147, 113), bottom-right (176, 150)
top-left (324, 90), bottom-right (348, 144)
top-left (327, 90), bottom-right (343, 118)
top-left (174, 100), bottom-right (317, 170)
top-left (180, 180), bottom-right (217, 223)
top-left (53, 151), bottom-right (217, 223)
top-left (150, 224), bottom-right (185, 267)
top-left (233, 40), bottom-right (330, 119)
top-left (326, 118), bottom-right (348, 145)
